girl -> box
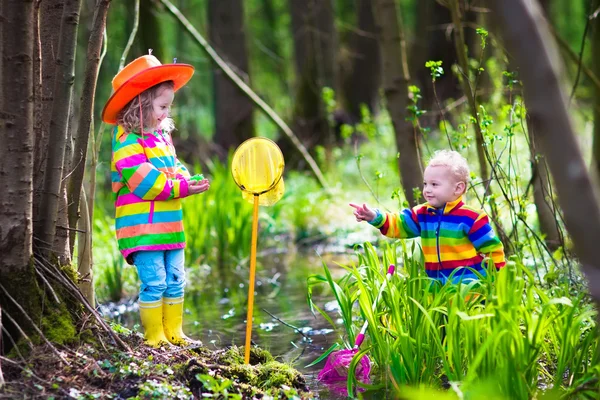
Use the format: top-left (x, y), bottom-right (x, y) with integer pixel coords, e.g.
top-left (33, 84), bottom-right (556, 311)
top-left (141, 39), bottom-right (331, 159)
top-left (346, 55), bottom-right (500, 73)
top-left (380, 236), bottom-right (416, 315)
top-left (102, 54), bottom-right (209, 347)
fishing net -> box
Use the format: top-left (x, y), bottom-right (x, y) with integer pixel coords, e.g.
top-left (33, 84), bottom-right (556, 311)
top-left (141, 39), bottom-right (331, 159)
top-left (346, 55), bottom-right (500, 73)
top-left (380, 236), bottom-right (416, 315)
top-left (317, 348), bottom-right (371, 384)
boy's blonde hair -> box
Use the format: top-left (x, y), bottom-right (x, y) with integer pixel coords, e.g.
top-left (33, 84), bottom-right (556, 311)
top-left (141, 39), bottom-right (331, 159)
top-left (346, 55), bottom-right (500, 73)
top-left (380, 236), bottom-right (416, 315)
top-left (427, 150), bottom-right (470, 184)
top-left (117, 80), bottom-right (175, 134)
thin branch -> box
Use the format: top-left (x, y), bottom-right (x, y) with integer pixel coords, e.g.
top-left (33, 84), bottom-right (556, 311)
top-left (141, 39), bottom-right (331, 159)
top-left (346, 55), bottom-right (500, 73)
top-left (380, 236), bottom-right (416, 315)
top-left (158, 0), bottom-right (329, 190)
top-left (33, 258), bottom-right (130, 351)
top-left (0, 284), bottom-right (68, 364)
top-left (1, 311), bottom-right (35, 353)
top-left (569, 0), bottom-right (595, 101)
top-left (261, 308), bottom-right (312, 342)
top-left (1, 327), bottom-right (26, 363)
top-left (120, 0), bottom-right (139, 70)
top-left (549, 23), bottom-right (600, 92)
top-left (0, 355), bottom-right (71, 397)
top-left (34, 268), bottom-right (61, 304)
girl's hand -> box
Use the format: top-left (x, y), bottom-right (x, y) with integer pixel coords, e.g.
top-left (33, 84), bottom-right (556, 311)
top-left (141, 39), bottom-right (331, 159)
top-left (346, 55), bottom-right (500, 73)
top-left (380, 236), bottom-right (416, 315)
top-left (349, 203), bottom-right (376, 222)
top-left (188, 179), bottom-right (210, 195)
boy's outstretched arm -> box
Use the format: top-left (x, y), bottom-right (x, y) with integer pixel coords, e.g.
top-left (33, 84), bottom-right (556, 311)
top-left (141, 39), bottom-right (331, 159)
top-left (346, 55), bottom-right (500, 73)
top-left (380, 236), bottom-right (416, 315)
top-left (349, 203), bottom-right (376, 222)
top-left (467, 212), bottom-right (506, 268)
top-left (350, 203), bottom-right (420, 239)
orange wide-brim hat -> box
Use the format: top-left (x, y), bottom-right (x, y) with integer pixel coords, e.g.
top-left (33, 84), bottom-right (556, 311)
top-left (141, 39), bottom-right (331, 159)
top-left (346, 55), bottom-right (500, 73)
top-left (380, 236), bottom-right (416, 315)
top-left (101, 55), bottom-right (194, 124)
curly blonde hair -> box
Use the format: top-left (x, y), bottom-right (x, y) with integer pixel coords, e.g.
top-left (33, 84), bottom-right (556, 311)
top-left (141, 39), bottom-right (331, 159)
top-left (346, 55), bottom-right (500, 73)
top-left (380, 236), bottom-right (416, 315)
top-left (427, 150), bottom-right (470, 185)
top-left (117, 81), bottom-right (175, 134)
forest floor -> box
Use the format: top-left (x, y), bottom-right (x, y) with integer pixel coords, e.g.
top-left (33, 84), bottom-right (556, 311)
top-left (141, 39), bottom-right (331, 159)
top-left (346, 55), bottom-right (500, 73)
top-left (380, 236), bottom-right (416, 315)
top-left (0, 322), bottom-right (312, 399)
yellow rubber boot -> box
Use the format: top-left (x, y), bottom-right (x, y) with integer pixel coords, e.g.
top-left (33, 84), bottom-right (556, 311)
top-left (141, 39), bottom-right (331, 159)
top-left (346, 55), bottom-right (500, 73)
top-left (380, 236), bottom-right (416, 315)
top-left (163, 297), bottom-right (198, 346)
top-left (139, 300), bottom-right (170, 348)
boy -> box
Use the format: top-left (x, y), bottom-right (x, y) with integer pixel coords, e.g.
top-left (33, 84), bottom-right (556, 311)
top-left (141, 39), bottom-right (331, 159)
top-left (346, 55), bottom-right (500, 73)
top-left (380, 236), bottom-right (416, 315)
top-left (350, 150), bottom-right (505, 284)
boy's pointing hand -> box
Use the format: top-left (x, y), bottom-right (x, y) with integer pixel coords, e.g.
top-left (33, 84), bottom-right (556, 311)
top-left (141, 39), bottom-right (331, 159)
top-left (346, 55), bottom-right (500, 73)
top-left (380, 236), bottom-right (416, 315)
top-left (349, 203), bottom-right (376, 222)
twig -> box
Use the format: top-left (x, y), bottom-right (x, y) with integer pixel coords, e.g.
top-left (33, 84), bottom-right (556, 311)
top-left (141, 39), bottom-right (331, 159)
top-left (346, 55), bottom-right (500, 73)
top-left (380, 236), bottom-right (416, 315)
top-left (119, 0), bottom-right (139, 71)
top-left (1, 326), bottom-right (26, 362)
top-left (34, 267), bottom-right (61, 304)
top-left (0, 306), bottom-right (3, 388)
top-left (569, 0), bottom-right (595, 101)
top-left (261, 308), bottom-right (312, 343)
top-left (0, 356), bottom-right (71, 397)
top-left (0, 285), bottom-right (67, 364)
top-left (33, 258), bottom-right (130, 351)
top-left (549, 24), bottom-right (600, 92)
top-left (158, 0), bottom-right (329, 190)
top-left (353, 139), bottom-right (383, 208)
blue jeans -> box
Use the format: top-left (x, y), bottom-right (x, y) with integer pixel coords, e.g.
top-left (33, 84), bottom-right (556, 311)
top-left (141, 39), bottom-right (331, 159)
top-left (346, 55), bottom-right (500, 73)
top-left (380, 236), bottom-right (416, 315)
top-left (132, 249), bottom-right (186, 302)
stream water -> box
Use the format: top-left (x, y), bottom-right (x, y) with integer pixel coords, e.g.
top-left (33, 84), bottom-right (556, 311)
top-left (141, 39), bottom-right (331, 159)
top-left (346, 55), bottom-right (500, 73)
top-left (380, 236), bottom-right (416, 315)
top-left (101, 244), bottom-right (387, 399)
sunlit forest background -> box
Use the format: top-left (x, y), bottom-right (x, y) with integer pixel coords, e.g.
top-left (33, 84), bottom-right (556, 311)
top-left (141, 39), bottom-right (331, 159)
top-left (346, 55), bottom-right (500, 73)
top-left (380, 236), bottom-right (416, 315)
top-left (2, 0), bottom-right (600, 398)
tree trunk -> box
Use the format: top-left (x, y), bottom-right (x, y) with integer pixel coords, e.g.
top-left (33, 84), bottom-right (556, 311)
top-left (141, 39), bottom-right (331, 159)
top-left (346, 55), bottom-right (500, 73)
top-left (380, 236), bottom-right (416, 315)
top-left (449, 0), bottom-right (488, 180)
top-left (38, 0), bottom-right (81, 257)
top-left (33, 0), bottom-right (63, 238)
top-left (209, 0), bottom-right (255, 154)
top-left (0, 0), bottom-right (35, 274)
top-left (372, 0), bottom-right (422, 206)
top-left (528, 120), bottom-right (562, 251)
top-left (285, 0), bottom-right (336, 164)
top-left (410, 0), bottom-right (463, 120)
top-left (489, 0), bottom-right (600, 318)
top-left (592, 0), bottom-right (600, 177)
top-left (67, 0), bottom-right (110, 255)
top-left (0, 304), bottom-right (3, 387)
top-left (341, 0), bottom-right (381, 124)
top-left (138, 0), bottom-right (165, 58)
top-left (260, 0), bottom-right (289, 93)
top-left (78, 188), bottom-right (94, 307)
top-left (0, 0), bottom-right (39, 348)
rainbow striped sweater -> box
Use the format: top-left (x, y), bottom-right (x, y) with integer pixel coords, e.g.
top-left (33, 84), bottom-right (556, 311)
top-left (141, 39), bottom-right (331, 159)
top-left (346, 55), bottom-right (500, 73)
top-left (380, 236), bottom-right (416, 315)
top-left (111, 126), bottom-right (192, 261)
top-left (369, 196), bottom-right (505, 284)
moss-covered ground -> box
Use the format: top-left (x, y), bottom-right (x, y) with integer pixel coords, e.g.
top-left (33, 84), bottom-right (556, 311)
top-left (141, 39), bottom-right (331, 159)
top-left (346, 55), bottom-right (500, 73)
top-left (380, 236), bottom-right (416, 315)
top-left (0, 322), bottom-right (312, 399)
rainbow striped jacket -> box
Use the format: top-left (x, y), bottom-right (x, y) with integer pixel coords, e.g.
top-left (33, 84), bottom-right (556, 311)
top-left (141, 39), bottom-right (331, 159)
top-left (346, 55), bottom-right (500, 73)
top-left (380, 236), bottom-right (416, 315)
top-left (369, 196), bottom-right (505, 284)
top-left (111, 126), bottom-right (192, 261)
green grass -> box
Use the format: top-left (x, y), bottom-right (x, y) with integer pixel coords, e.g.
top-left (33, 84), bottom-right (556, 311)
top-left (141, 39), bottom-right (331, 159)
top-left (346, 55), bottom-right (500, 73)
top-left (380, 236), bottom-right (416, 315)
top-left (308, 241), bottom-right (599, 399)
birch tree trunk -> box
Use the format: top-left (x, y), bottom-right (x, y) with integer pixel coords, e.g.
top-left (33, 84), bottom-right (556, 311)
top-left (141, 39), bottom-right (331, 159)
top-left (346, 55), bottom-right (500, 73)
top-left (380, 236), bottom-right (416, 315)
top-left (372, 0), bottom-right (423, 206)
top-left (489, 0), bottom-right (600, 315)
top-left (209, 0), bottom-right (255, 153)
top-left (38, 0), bottom-right (81, 257)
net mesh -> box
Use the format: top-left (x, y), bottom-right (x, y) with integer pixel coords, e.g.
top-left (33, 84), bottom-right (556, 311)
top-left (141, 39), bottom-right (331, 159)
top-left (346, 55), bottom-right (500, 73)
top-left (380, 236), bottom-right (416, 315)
top-left (317, 348), bottom-right (371, 384)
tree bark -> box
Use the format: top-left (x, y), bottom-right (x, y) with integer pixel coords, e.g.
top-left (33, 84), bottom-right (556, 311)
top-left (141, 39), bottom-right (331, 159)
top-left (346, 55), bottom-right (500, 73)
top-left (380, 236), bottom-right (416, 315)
top-left (341, 0), bottom-right (381, 123)
top-left (33, 0), bottom-right (63, 237)
top-left (138, 0), bottom-right (165, 58)
top-left (0, 304), bottom-right (3, 387)
top-left (77, 187), bottom-right (94, 307)
top-left (410, 0), bottom-right (463, 119)
top-left (449, 0), bottom-right (488, 180)
top-left (372, 0), bottom-right (422, 206)
top-left (67, 0), bottom-right (110, 255)
top-left (0, 0), bottom-right (38, 349)
top-left (489, 0), bottom-right (600, 316)
top-left (38, 0), bottom-right (81, 257)
top-left (285, 0), bottom-right (337, 164)
top-left (592, 0), bottom-right (600, 178)
top-left (160, 0), bottom-right (328, 188)
top-left (0, 0), bottom-right (35, 274)
top-left (209, 0), bottom-right (255, 154)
